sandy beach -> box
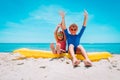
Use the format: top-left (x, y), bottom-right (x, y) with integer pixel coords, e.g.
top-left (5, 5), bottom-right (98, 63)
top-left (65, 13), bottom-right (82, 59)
top-left (0, 53), bottom-right (120, 80)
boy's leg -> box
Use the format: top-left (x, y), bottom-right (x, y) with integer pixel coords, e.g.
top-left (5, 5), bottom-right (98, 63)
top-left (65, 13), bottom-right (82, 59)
top-left (77, 45), bottom-right (92, 67)
top-left (50, 43), bottom-right (56, 54)
top-left (69, 44), bottom-right (80, 66)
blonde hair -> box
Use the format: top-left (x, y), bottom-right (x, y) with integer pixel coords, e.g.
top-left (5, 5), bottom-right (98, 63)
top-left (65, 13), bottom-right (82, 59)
top-left (69, 23), bottom-right (78, 30)
top-left (57, 31), bottom-right (64, 35)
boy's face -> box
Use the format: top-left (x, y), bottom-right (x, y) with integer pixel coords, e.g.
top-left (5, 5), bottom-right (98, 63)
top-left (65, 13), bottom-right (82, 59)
top-left (69, 26), bottom-right (78, 35)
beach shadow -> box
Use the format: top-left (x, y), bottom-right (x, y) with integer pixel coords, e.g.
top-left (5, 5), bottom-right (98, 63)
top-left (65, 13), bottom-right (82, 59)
top-left (49, 57), bottom-right (65, 62)
top-left (73, 65), bottom-right (80, 68)
top-left (17, 63), bottom-right (24, 65)
top-left (39, 66), bottom-right (46, 69)
top-left (12, 57), bottom-right (27, 61)
top-left (49, 58), bottom-right (59, 61)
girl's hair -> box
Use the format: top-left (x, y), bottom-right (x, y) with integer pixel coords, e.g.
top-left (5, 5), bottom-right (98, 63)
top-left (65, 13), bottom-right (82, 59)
top-left (58, 31), bottom-right (64, 34)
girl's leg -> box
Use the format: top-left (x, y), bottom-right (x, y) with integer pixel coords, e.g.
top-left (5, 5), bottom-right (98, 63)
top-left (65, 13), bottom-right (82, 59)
top-left (69, 44), bottom-right (80, 66)
top-left (50, 43), bottom-right (56, 54)
top-left (77, 45), bottom-right (92, 67)
top-left (56, 43), bottom-right (61, 54)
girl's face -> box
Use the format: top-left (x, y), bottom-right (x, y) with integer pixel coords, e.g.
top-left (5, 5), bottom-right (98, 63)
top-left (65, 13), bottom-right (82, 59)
top-left (69, 26), bottom-right (78, 35)
top-left (57, 32), bottom-right (64, 40)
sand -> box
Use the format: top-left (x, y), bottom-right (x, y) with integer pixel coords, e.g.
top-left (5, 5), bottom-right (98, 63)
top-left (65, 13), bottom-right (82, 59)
top-left (0, 53), bottom-right (120, 80)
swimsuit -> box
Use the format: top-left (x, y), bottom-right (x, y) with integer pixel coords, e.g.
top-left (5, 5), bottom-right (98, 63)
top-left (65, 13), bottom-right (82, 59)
top-left (57, 40), bottom-right (66, 51)
top-left (64, 26), bottom-right (86, 51)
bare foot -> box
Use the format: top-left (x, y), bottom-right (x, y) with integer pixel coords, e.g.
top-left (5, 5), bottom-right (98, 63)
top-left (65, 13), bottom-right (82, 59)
top-left (72, 58), bottom-right (80, 67)
top-left (83, 60), bottom-right (92, 67)
top-left (60, 49), bottom-right (66, 53)
top-left (50, 43), bottom-right (56, 54)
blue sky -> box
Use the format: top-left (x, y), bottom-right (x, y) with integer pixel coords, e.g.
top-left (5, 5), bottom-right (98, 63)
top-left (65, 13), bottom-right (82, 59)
top-left (0, 0), bottom-right (120, 43)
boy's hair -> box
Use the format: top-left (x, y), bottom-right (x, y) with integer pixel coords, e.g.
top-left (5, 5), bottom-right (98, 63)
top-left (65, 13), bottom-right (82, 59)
top-left (69, 23), bottom-right (78, 30)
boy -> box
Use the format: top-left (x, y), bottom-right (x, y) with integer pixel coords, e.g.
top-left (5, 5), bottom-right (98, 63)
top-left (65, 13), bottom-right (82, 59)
top-left (59, 10), bottom-right (92, 67)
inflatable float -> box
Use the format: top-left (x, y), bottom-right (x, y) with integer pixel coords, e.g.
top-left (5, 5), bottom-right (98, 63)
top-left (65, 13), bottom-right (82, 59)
top-left (13, 48), bottom-right (112, 62)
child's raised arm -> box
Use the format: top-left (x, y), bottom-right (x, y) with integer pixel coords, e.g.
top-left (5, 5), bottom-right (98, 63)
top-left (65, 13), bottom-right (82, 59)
top-left (83, 10), bottom-right (88, 27)
top-left (59, 11), bottom-right (66, 30)
top-left (54, 24), bottom-right (61, 41)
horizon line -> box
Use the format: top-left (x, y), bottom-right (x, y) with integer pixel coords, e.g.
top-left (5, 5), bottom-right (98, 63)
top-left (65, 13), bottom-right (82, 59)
top-left (0, 42), bottom-right (120, 44)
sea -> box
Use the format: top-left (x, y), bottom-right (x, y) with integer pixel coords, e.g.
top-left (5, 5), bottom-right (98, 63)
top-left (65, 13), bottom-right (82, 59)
top-left (0, 43), bottom-right (120, 54)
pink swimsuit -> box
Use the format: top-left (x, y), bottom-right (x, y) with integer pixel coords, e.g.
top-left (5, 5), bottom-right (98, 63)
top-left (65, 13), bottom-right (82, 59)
top-left (57, 40), bottom-right (66, 51)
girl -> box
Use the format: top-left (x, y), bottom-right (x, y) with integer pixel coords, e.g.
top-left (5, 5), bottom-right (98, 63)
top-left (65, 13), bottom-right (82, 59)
top-left (50, 23), bottom-right (66, 54)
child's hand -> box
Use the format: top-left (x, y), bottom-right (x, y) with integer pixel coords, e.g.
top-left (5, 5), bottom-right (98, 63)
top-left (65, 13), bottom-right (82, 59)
top-left (59, 11), bottom-right (65, 18)
top-left (57, 23), bottom-right (62, 28)
top-left (84, 10), bottom-right (88, 18)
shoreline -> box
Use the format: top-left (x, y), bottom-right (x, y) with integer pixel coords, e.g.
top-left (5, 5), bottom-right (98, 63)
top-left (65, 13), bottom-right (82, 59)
top-left (0, 53), bottom-right (120, 80)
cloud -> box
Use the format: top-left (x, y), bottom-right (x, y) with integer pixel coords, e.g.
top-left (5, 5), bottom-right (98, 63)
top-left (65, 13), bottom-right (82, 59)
top-left (6, 5), bottom-right (94, 30)
top-left (81, 23), bottom-right (119, 43)
top-left (20, 5), bottom-right (94, 27)
top-left (3, 5), bottom-right (114, 43)
top-left (21, 5), bottom-right (65, 25)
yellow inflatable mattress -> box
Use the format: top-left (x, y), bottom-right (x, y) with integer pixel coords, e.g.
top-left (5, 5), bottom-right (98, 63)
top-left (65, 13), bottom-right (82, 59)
top-left (13, 48), bottom-right (112, 61)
